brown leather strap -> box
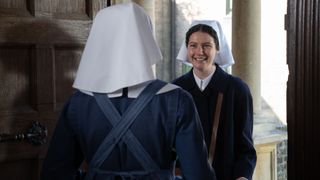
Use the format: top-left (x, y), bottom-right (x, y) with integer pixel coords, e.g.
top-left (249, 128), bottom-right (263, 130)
top-left (208, 92), bottom-right (223, 165)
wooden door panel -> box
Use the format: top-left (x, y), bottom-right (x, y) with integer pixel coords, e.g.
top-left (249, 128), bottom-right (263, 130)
top-left (0, 159), bottom-right (39, 180)
top-left (54, 45), bottom-right (83, 108)
top-left (0, 0), bottom-right (111, 179)
top-left (0, 0), bottom-right (32, 17)
top-left (52, 0), bottom-right (89, 20)
top-left (0, 45), bottom-right (35, 112)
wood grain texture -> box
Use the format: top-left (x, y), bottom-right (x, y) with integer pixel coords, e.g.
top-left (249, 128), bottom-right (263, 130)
top-left (0, 1), bottom-right (110, 179)
top-left (287, 0), bottom-right (320, 179)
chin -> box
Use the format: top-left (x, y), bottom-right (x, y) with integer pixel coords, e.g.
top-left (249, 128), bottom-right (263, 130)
top-left (192, 64), bottom-right (205, 70)
top-left (193, 60), bottom-right (208, 66)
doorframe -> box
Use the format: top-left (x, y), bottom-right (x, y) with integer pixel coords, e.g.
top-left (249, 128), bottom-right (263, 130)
top-left (287, 0), bottom-right (320, 179)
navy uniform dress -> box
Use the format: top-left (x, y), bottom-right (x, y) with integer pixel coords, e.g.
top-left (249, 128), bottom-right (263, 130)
top-left (41, 82), bottom-right (215, 180)
top-left (173, 66), bottom-right (257, 180)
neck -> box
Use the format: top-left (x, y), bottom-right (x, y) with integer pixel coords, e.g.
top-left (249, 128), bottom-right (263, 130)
top-left (193, 64), bottom-right (216, 79)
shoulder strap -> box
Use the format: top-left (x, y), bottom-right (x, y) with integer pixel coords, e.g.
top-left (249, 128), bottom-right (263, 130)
top-left (90, 80), bottom-right (166, 170)
top-left (208, 92), bottom-right (223, 165)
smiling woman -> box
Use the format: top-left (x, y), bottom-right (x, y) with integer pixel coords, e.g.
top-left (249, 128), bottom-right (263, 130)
top-left (173, 20), bottom-right (257, 180)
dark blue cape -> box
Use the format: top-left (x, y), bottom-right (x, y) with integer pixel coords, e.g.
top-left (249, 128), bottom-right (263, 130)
top-left (173, 66), bottom-right (257, 180)
top-left (41, 81), bottom-right (216, 180)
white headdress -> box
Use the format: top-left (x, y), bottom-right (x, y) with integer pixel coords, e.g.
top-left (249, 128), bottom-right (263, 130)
top-left (73, 3), bottom-right (162, 93)
top-left (176, 20), bottom-right (234, 67)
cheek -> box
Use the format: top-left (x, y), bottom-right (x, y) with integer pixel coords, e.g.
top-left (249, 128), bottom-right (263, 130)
top-left (187, 49), bottom-right (194, 58)
top-left (208, 50), bottom-right (217, 58)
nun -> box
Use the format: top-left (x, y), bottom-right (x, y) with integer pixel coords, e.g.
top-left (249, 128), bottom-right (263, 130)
top-left (41, 3), bottom-right (216, 180)
top-left (173, 20), bottom-right (256, 180)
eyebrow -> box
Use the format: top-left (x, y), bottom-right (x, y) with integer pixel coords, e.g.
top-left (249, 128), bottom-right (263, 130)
top-left (188, 42), bottom-right (214, 45)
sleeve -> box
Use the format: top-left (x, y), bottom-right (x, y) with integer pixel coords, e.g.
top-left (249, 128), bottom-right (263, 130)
top-left (174, 90), bottom-right (217, 180)
top-left (233, 80), bottom-right (257, 179)
top-left (41, 97), bottom-right (84, 180)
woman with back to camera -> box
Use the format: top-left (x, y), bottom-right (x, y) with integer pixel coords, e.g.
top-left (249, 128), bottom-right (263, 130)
top-left (173, 20), bottom-right (256, 180)
top-left (41, 3), bottom-right (216, 180)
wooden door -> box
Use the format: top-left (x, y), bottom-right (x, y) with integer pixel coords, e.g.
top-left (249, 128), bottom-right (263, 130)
top-left (0, 0), bottom-right (110, 179)
top-left (287, 0), bottom-right (320, 179)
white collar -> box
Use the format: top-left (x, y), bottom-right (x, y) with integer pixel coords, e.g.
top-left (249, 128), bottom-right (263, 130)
top-left (73, 3), bottom-right (162, 93)
top-left (193, 70), bottom-right (215, 91)
top-left (79, 81), bottom-right (179, 98)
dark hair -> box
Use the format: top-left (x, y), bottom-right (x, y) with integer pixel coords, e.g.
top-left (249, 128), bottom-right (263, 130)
top-left (185, 24), bottom-right (220, 50)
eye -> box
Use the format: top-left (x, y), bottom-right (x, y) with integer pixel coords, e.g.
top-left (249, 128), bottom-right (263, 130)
top-left (203, 44), bottom-right (212, 49)
top-left (188, 44), bottom-right (197, 48)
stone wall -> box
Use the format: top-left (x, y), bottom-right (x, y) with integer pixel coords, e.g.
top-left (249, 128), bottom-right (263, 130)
top-left (277, 139), bottom-right (287, 180)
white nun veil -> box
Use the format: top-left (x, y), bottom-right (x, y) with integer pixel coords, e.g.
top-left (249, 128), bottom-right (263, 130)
top-left (73, 3), bottom-right (163, 94)
top-left (176, 20), bottom-right (235, 67)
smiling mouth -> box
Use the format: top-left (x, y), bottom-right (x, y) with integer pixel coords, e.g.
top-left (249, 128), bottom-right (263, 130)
top-left (193, 57), bottom-right (207, 61)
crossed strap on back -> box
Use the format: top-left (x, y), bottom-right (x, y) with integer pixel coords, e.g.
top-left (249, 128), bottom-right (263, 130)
top-left (87, 80), bottom-right (166, 178)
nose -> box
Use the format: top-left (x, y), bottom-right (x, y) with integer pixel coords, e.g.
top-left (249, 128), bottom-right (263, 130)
top-left (196, 46), bottom-right (204, 54)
